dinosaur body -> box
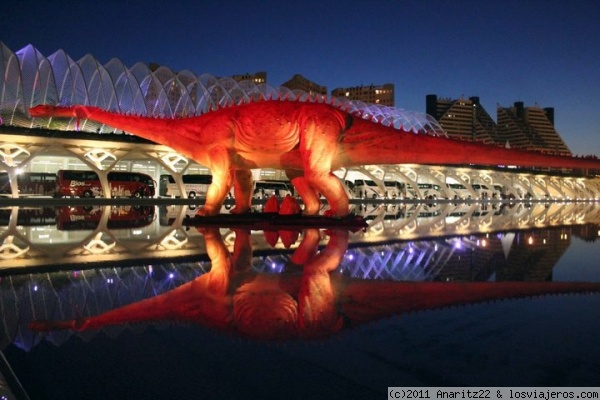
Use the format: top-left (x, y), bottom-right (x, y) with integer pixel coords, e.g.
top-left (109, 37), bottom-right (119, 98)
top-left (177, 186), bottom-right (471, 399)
top-left (29, 101), bottom-right (600, 216)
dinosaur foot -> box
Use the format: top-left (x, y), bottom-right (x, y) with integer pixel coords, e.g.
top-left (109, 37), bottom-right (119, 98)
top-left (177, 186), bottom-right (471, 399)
top-left (323, 209), bottom-right (349, 219)
top-left (229, 205), bottom-right (251, 215)
top-left (195, 206), bottom-right (220, 217)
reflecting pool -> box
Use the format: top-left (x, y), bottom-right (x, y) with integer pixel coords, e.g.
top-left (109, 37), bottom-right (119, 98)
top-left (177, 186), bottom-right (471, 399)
top-left (1, 201), bottom-right (600, 399)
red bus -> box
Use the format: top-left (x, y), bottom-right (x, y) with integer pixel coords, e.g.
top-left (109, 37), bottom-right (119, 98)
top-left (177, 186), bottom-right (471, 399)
top-left (56, 205), bottom-right (156, 230)
top-left (55, 170), bottom-right (156, 198)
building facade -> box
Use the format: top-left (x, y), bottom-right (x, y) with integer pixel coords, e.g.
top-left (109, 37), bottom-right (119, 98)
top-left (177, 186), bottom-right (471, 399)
top-left (281, 74), bottom-right (327, 96)
top-left (331, 83), bottom-right (395, 106)
top-left (427, 95), bottom-right (570, 155)
top-left (497, 102), bottom-right (570, 155)
top-left (231, 71), bottom-right (267, 85)
top-left (426, 95), bottom-right (497, 143)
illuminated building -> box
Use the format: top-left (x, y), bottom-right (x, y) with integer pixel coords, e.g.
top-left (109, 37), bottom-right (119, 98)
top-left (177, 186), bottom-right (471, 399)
top-left (231, 71), bottom-right (267, 84)
top-left (426, 94), bottom-right (497, 143)
top-left (281, 74), bottom-right (327, 96)
top-left (426, 95), bottom-right (571, 155)
top-left (1, 43), bottom-right (599, 202)
top-left (331, 83), bottom-right (395, 106)
top-left (497, 101), bottom-right (571, 155)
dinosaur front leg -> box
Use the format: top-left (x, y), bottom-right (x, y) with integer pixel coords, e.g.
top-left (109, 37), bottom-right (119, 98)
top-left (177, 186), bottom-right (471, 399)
top-left (199, 147), bottom-right (234, 216)
top-left (230, 169), bottom-right (253, 214)
top-left (300, 121), bottom-right (349, 217)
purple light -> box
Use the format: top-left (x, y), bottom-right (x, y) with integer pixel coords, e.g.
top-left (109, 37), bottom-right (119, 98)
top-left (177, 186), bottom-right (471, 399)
top-left (169, 273), bottom-right (174, 279)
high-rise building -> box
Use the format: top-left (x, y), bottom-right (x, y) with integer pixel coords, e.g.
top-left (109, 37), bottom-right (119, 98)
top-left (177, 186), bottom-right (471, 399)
top-left (426, 94), bottom-right (497, 143)
top-left (331, 83), bottom-right (394, 106)
top-left (281, 74), bottom-right (327, 96)
top-left (497, 102), bottom-right (570, 155)
top-left (231, 71), bottom-right (267, 85)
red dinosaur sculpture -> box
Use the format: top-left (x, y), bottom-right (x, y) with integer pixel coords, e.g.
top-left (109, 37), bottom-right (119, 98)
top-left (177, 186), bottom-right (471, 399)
top-left (29, 101), bottom-right (600, 217)
top-left (28, 228), bottom-right (600, 341)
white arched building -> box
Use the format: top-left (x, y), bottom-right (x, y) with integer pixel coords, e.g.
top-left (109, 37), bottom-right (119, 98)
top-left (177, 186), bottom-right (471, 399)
top-left (1, 42), bottom-right (599, 201)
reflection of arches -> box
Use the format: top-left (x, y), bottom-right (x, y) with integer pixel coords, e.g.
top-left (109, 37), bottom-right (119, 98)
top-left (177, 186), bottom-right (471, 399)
top-left (67, 206), bottom-right (120, 256)
top-left (0, 208), bottom-right (32, 259)
top-left (83, 232), bottom-right (116, 255)
top-left (0, 235), bottom-right (30, 259)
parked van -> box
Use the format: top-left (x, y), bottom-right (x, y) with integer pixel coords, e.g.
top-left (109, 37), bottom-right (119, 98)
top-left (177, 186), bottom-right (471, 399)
top-left (253, 180), bottom-right (294, 199)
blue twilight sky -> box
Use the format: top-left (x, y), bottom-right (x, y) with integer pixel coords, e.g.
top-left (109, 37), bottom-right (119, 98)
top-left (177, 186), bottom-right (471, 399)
top-left (1, 0), bottom-right (599, 155)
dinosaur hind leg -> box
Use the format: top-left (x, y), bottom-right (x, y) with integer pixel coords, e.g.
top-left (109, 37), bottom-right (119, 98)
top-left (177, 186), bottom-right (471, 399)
top-left (285, 169), bottom-right (321, 215)
top-left (300, 120), bottom-right (349, 217)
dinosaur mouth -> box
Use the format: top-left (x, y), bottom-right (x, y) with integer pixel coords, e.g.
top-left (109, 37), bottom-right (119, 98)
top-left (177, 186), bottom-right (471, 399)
top-left (28, 104), bottom-right (53, 117)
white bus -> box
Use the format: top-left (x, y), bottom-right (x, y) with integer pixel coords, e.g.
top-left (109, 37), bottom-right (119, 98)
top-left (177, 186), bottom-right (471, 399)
top-left (352, 179), bottom-right (382, 199)
top-left (163, 174), bottom-right (212, 198)
top-left (417, 183), bottom-right (442, 199)
top-left (446, 182), bottom-right (471, 200)
top-left (471, 183), bottom-right (492, 199)
top-left (383, 181), bottom-right (406, 199)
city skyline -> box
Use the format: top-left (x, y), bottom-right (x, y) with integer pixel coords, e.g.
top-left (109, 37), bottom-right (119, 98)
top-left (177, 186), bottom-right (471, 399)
top-left (2, 0), bottom-right (599, 156)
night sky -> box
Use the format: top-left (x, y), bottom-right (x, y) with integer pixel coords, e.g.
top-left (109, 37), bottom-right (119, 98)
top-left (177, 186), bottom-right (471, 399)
top-left (2, 0), bottom-right (599, 155)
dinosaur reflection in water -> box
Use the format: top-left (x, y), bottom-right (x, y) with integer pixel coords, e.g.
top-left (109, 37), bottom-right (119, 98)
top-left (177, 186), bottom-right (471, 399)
top-left (29, 226), bottom-right (600, 341)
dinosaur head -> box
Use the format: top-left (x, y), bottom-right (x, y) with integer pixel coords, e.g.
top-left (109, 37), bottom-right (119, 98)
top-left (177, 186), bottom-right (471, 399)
top-left (29, 104), bottom-right (66, 117)
top-left (29, 104), bottom-right (101, 120)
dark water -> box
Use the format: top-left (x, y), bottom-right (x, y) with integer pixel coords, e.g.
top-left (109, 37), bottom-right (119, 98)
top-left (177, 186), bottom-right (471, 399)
top-left (1, 201), bottom-right (600, 399)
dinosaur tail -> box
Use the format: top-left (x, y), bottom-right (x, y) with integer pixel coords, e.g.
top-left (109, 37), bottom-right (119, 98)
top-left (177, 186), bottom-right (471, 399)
top-left (336, 117), bottom-right (600, 172)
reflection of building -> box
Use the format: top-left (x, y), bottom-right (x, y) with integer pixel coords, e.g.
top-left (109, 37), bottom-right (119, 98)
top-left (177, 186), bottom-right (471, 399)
top-left (2, 222), bottom-right (594, 351)
top-left (385, 228), bottom-right (572, 283)
top-left (331, 83), bottom-right (395, 106)
top-left (426, 95), bottom-right (497, 143)
top-left (570, 223), bottom-right (600, 242)
top-left (495, 229), bottom-right (572, 281)
top-left (2, 202), bottom-right (597, 273)
top-left (281, 74), bottom-right (327, 96)
top-left (497, 102), bottom-right (571, 155)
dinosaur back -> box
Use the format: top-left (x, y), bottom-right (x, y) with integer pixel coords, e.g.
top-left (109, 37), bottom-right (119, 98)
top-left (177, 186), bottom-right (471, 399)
top-left (233, 101), bottom-right (302, 154)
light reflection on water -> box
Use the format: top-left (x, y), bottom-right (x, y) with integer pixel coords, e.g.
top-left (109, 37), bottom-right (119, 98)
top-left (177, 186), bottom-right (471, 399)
top-left (1, 201), bottom-right (600, 397)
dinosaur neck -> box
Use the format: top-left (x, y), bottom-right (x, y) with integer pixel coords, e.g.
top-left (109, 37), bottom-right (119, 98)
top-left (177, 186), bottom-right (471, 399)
top-left (78, 106), bottom-right (176, 143)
